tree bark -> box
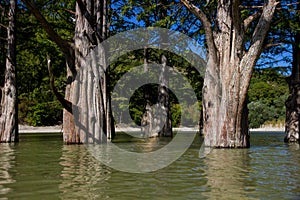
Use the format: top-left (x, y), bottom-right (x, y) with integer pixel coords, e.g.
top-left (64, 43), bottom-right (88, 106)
top-left (0, 0), bottom-right (18, 142)
top-left (141, 50), bottom-right (172, 137)
top-left (285, 9), bottom-right (300, 143)
top-left (23, 0), bottom-right (114, 143)
top-left (182, 0), bottom-right (278, 147)
top-left (69, 0), bottom-right (114, 143)
top-left (158, 54), bottom-right (172, 137)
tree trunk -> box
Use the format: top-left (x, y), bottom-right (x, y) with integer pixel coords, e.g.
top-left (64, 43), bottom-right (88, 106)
top-left (141, 46), bottom-right (155, 137)
top-left (158, 54), bottom-right (172, 137)
top-left (285, 21), bottom-right (300, 143)
top-left (182, 0), bottom-right (278, 147)
top-left (68, 0), bottom-right (114, 143)
top-left (157, 2), bottom-right (172, 137)
top-left (141, 51), bottom-right (172, 137)
top-left (0, 0), bottom-right (18, 142)
top-left (22, 0), bottom-right (114, 144)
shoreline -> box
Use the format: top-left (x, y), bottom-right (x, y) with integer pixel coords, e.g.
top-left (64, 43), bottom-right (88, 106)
top-left (18, 125), bottom-right (285, 134)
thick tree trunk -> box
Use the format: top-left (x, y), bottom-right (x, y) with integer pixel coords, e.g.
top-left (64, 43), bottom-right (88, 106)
top-left (285, 27), bottom-right (300, 143)
top-left (0, 0), bottom-right (18, 142)
top-left (203, 60), bottom-right (249, 147)
top-left (22, 0), bottom-right (114, 144)
top-left (67, 0), bottom-right (114, 143)
top-left (285, 84), bottom-right (300, 143)
top-left (182, 0), bottom-right (278, 147)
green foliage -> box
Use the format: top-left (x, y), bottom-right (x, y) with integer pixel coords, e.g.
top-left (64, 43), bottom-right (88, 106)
top-left (248, 68), bottom-right (288, 128)
top-left (27, 102), bottom-right (62, 126)
top-left (110, 49), bottom-right (203, 127)
top-left (14, 1), bottom-right (74, 126)
top-left (19, 94), bottom-right (62, 126)
top-left (27, 101), bottom-right (62, 126)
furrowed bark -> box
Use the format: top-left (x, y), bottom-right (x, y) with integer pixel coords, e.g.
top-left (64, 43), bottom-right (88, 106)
top-left (0, 0), bottom-right (18, 143)
top-left (285, 1), bottom-right (300, 143)
top-left (182, 0), bottom-right (278, 147)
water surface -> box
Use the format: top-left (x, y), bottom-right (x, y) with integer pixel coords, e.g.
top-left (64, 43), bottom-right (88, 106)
top-left (0, 131), bottom-right (299, 199)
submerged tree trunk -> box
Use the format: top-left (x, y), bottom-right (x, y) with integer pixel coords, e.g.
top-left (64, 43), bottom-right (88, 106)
top-left (285, 25), bottom-right (300, 143)
top-left (182, 0), bottom-right (278, 147)
top-left (141, 2), bottom-right (172, 137)
top-left (141, 51), bottom-right (172, 137)
top-left (0, 0), bottom-right (18, 142)
top-left (158, 54), bottom-right (172, 137)
top-left (71, 0), bottom-right (115, 143)
top-left (22, 0), bottom-right (114, 144)
top-left (61, 0), bottom-right (115, 143)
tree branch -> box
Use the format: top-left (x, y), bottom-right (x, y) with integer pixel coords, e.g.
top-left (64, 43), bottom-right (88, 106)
top-left (264, 42), bottom-right (283, 49)
top-left (240, 0), bottom-right (279, 98)
top-left (240, 2), bottom-right (300, 9)
top-left (0, 23), bottom-right (7, 29)
top-left (47, 55), bottom-right (73, 114)
top-left (244, 11), bottom-right (262, 31)
top-left (60, 7), bottom-right (75, 15)
top-left (251, 0), bottom-right (279, 50)
top-left (21, 0), bottom-right (75, 75)
top-left (181, 0), bottom-right (217, 62)
top-left (239, 5), bottom-right (263, 9)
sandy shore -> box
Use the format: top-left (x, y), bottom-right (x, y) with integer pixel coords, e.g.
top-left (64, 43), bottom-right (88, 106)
top-left (19, 125), bottom-right (63, 133)
top-left (19, 125), bottom-right (284, 133)
top-left (249, 127), bottom-right (284, 132)
top-left (18, 125), bottom-right (199, 133)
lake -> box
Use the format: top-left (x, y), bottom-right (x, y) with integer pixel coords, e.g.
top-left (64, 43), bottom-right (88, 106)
top-left (0, 131), bottom-right (299, 199)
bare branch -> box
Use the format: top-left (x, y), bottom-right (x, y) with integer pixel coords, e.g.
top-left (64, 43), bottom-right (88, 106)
top-left (0, 23), bottom-right (7, 29)
top-left (285, 1), bottom-right (300, 7)
top-left (241, 2), bottom-right (300, 10)
top-left (181, 0), bottom-right (217, 62)
top-left (239, 5), bottom-right (263, 9)
top-left (47, 55), bottom-right (73, 114)
top-left (60, 7), bottom-right (75, 15)
top-left (21, 0), bottom-right (75, 74)
top-left (244, 11), bottom-right (262, 31)
top-left (264, 42), bottom-right (283, 49)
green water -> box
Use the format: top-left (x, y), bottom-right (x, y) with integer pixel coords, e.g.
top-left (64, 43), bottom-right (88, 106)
top-left (0, 132), bottom-right (299, 199)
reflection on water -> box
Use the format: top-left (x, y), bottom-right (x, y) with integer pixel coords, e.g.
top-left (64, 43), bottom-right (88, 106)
top-left (0, 144), bottom-right (15, 197)
top-left (59, 145), bottom-right (111, 199)
top-left (0, 132), bottom-right (299, 199)
top-left (203, 149), bottom-right (255, 200)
